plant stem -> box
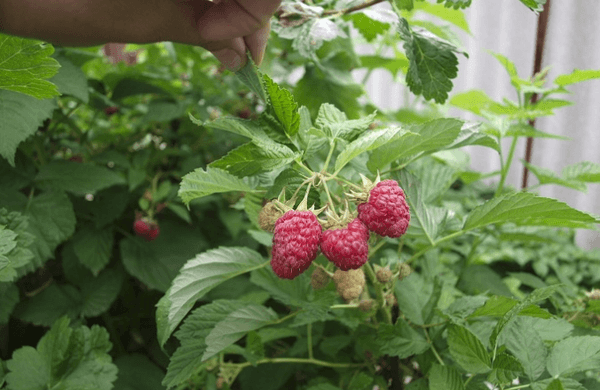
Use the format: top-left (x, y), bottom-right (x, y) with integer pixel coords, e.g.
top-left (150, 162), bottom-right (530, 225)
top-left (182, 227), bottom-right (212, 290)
top-left (368, 239), bottom-right (387, 257)
top-left (323, 0), bottom-right (386, 16)
top-left (224, 357), bottom-right (366, 370)
top-left (495, 135), bottom-right (519, 197)
top-left (406, 230), bottom-right (465, 264)
top-left (424, 329), bottom-right (444, 366)
top-left (273, 311), bottom-right (300, 325)
top-left (330, 303), bottom-right (360, 309)
top-left (364, 263), bottom-right (392, 324)
top-left (307, 324), bottom-right (314, 359)
top-left (322, 140), bottom-right (336, 173)
top-left (505, 385), bottom-right (531, 390)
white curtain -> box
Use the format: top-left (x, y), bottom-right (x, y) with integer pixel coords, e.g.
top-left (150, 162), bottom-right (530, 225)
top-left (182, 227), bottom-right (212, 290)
top-left (357, 0), bottom-right (600, 249)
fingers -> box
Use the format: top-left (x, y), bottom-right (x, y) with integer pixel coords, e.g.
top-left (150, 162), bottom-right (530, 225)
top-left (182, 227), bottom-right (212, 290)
top-left (204, 36), bottom-right (247, 71)
top-left (196, 0), bottom-right (281, 41)
top-left (244, 20), bottom-right (271, 66)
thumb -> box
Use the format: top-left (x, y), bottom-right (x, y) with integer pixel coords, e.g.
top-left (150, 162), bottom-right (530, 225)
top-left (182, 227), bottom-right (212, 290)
top-left (207, 37), bottom-right (247, 71)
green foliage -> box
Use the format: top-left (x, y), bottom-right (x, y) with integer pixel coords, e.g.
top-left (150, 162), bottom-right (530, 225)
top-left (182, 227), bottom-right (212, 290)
top-left (5, 317), bottom-right (118, 390)
top-left (0, 34), bottom-right (60, 98)
top-left (1, 2), bottom-right (600, 390)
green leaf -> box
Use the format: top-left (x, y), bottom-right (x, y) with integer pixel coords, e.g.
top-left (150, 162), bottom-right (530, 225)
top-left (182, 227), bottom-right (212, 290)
top-left (314, 103), bottom-right (377, 141)
top-left (506, 123), bottom-right (569, 140)
top-left (437, 0), bottom-right (472, 9)
top-left (113, 354), bottom-right (166, 390)
top-left (0, 89), bottom-right (55, 166)
top-left (35, 161), bottom-right (126, 194)
top-left (80, 268), bottom-right (124, 317)
top-left (250, 266), bottom-right (310, 307)
top-left (377, 319), bottom-right (430, 358)
top-left (397, 170), bottom-right (451, 242)
top-left (488, 286), bottom-right (560, 351)
top-left (359, 54), bottom-right (409, 77)
top-left (294, 65), bottom-right (362, 121)
top-left (531, 378), bottom-right (586, 390)
top-left (562, 161), bottom-right (600, 182)
top-left (449, 90), bottom-right (499, 117)
top-left (0, 220), bottom-right (34, 282)
top-left (245, 331), bottom-right (265, 365)
top-left (458, 265), bottom-right (513, 297)
top-left (501, 317), bottom-right (547, 380)
top-left (111, 78), bottom-right (171, 101)
top-left (235, 56), bottom-right (267, 102)
top-left (178, 167), bottom-right (258, 205)
top-left (202, 304), bottom-right (278, 360)
top-left (292, 19), bottom-right (347, 59)
top-left (0, 191), bottom-right (76, 275)
top-left (398, 18), bottom-right (460, 103)
top-left (166, 203), bottom-right (192, 224)
top-left (415, 1), bottom-right (470, 33)
top-left (156, 247), bottom-right (267, 347)
top-left (395, 0), bottom-right (414, 10)
top-left (0, 282), bottom-right (19, 324)
top-left (368, 118), bottom-right (462, 171)
top-left (210, 142), bottom-right (299, 177)
top-left (490, 52), bottom-right (519, 81)
top-left (522, 161), bottom-right (587, 192)
top-left (50, 54), bottom-right (89, 103)
top-left (0, 34), bottom-right (60, 98)
top-left (163, 300), bottom-right (248, 387)
top-left (5, 317), bottom-right (117, 390)
top-left (463, 192), bottom-right (598, 231)
top-left (72, 225), bottom-right (114, 275)
top-left (13, 284), bottom-right (81, 326)
top-left (394, 272), bottom-right (438, 325)
top-left (429, 364), bottom-right (465, 390)
top-left (347, 9), bottom-right (399, 42)
top-left (334, 127), bottom-right (407, 173)
top-left (447, 324), bottom-right (491, 374)
top-left (488, 354), bottom-right (523, 385)
top-left (546, 336), bottom-right (600, 377)
top-left (555, 69), bottom-right (600, 86)
top-left (518, 0), bottom-right (546, 13)
top-left (263, 74), bottom-right (300, 136)
top-left (469, 295), bottom-right (551, 319)
top-left (120, 220), bottom-right (209, 293)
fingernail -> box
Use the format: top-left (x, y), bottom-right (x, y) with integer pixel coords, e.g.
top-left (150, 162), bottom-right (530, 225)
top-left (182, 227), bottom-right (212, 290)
top-left (213, 49), bottom-right (244, 71)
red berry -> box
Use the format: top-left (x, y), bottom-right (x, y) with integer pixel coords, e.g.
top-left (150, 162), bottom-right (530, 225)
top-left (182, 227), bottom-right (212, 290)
top-left (133, 219), bottom-right (160, 241)
top-left (104, 106), bottom-right (119, 116)
top-left (320, 218), bottom-right (369, 271)
top-left (271, 210), bottom-right (322, 280)
top-left (357, 180), bottom-right (410, 238)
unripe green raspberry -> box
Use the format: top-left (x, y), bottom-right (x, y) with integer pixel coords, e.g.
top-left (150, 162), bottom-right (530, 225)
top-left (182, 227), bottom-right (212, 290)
top-left (333, 268), bottom-right (365, 302)
top-left (258, 201), bottom-right (283, 233)
top-left (311, 267), bottom-right (330, 290)
top-left (376, 267), bottom-right (393, 284)
top-left (398, 263), bottom-right (412, 280)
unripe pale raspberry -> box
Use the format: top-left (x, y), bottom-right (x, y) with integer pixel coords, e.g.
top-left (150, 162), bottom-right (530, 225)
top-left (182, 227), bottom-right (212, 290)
top-left (310, 267), bottom-right (330, 290)
top-left (258, 201), bottom-right (283, 233)
top-left (385, 293), bottom-right (397, 307)
top-left (333, 268), bottom-right (365, 302)
top-left (271, 210), bottom-right (322, 279)
top-left (320, 218), bottom-right (369, 271)
top-left (398, 263), bottom-right (412, 280)
top-left (358, 299), bottom-right (375, 312)
top-left (376, 267), bottom-right (393, 284)
top-left (357, 180), bottom-right (410, 238)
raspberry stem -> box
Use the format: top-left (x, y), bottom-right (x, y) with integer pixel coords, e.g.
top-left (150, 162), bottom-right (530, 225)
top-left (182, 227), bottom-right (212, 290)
top-left (364, 263), bottom-right (393, 324)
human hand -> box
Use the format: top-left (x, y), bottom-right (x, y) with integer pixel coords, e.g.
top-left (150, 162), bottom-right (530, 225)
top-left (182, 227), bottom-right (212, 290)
top-left (170, 0), bottom-right (282, 70)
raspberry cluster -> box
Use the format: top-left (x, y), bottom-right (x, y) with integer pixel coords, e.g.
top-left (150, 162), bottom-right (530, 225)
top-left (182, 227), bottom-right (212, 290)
top-left (267, 179), bottom-right (410, 280)
top-left (133, 218), bottom-right (160, 241)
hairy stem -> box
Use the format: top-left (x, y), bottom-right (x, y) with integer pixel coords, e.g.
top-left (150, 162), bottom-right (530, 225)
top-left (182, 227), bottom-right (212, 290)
top-left (323, 0), bottom-right (387, 16)
top-left (364, 262), bottom-right (392, 324)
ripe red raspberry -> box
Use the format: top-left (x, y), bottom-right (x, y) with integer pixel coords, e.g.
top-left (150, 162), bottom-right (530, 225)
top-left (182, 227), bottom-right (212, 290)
top-left (133, 219), bottom-right (160, 241)
top-left (357, 180), bottom-right (410, 238)
top-left (320, 218), bottom-right (369, 271)
top-left (271, 210), bottom-right (322, 279)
